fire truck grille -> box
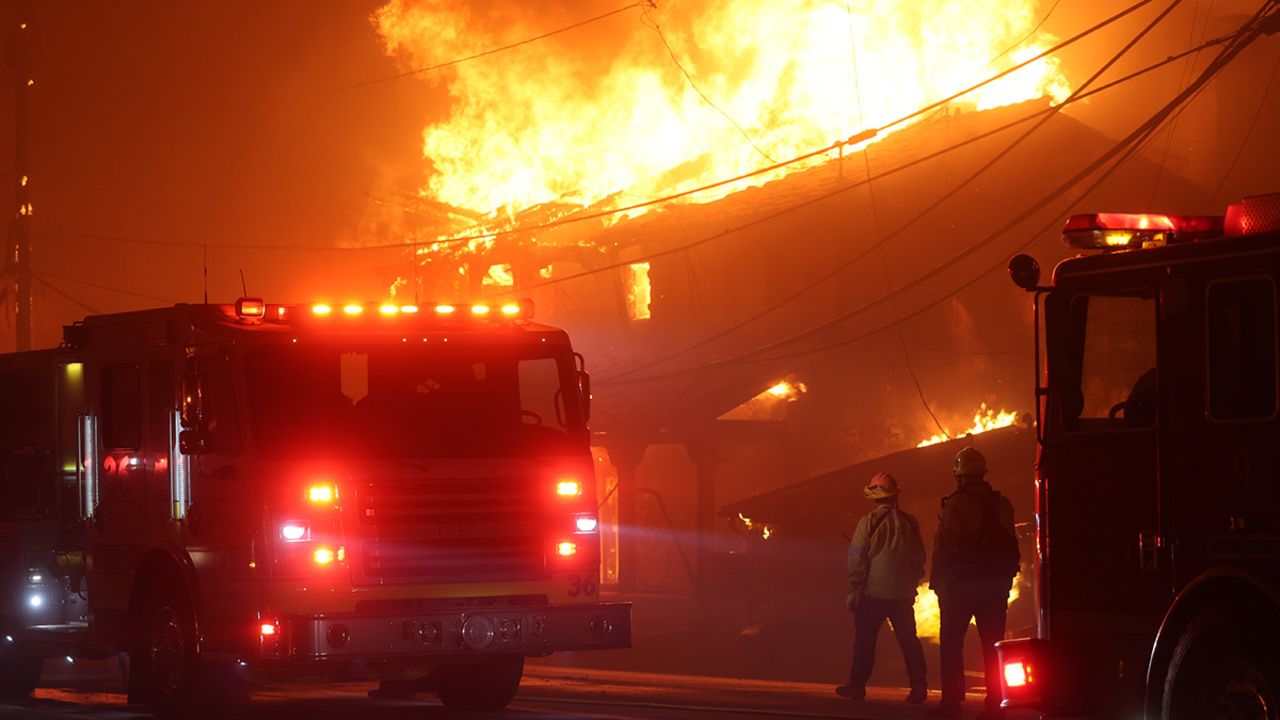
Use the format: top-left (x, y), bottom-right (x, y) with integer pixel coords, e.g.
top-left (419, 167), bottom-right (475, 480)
top-left (357, 477), bottom-right (547, 583)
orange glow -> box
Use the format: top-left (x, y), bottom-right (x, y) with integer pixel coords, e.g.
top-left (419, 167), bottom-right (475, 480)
top-left (260, 623), bottom-right (277, 636)
top-left (470, 304), bottom-right (491, 316)
top-left (379, 304), bottom-right (399, 316)
top-left (374, 1), bottom-right (1069, 219)
top-left (435, 304), bottom-right (456, 315)
top-left (307, 484), bottom-right (337, 504)
top-left (557, 541), bottom-right (577, 557)
top-left (313, 547), bottom-right (335, 565)
top-left (556, 479), bottom-right (583, 497)
top-left (1004, 661), bottom-right (1030, 688)
top-left (500, 303), bottom-right (521, 317)
top-left (915, 572), bottom-right (1023, 642)
top-left (342, 304), bottom-right (363, 316)
top-left (311, 303), bottom-right (333, 316)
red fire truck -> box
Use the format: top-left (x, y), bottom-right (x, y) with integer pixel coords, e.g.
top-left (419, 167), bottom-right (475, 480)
top-left (999, 194), bottom-right (1280, 719)
top-left (0, 297), bottom-right (629, 710)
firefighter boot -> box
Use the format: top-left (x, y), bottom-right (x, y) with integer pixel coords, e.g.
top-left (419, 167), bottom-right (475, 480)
top-left (834, 684), bottom-right (865, 701)
top-left (905, 687), bottom-right (928, 704)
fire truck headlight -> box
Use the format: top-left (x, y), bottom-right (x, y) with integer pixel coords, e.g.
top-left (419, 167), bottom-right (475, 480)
top-left (575, 515), bottom-right (598, 533)
top-left (27, 594), bottom-right (43, 609)
top-left (281, 523), bottom-right (310, 542)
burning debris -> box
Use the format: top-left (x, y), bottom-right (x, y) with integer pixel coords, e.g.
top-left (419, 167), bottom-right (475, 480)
top-left (736, 512), bottom-right (774, 541)
top-left (917, 403), bottom-right (1029, 448)
top-left (913, 572), bottom-right (1026, 643)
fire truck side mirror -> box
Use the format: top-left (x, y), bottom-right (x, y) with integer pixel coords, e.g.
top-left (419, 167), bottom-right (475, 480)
top-left (179, 429), bottom-right (209, 455)
top-left (578, 370), bottom-right (592, 423)
top-left (1009, 254), bottom-right (1041, 291)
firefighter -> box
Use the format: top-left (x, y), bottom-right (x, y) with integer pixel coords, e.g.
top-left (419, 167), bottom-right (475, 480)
top-left (835, 472), bottom-right (928, 704)
top-left (927, 447), bottom-right (1020, 720)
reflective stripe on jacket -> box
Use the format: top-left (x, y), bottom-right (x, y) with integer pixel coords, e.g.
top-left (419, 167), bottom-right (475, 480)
top-left (847, 504), bottom-right (927, 601)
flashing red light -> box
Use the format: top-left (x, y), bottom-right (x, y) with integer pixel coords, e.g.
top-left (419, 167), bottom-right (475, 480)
top-left (400, 305), bottom-right (419, 314)
top-left (1225, 193), bottom-right (1280, 237)
top-left (556, 541), bottom-right (577, 557)
top-left (342, 304), bottom-right (363, 316)
top-left (312, 303), bottom-right (332, 316)
top-left (313, 547), bottom-right (335, 565)
top-left (556, 479), bottom-right (583, 497)
top-left (1004, 660), bottom-right (1031, 688)
top-left (236, 297), bottom-right (266, 319)
top-left (435, 304), bottom-right (456, 316)
top-left (260, 623), bottom-right (277, 637)
top-left (500, 302), bottom-right (521, 317)
top-left (471, 304), bottom-right (491, 316)
top-left (379, 304), bottom-right (399, 316)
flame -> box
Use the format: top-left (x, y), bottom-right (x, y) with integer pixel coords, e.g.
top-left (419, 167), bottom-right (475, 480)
top-left (917, 403), bottom-right (1023, 448)
top-left (627, 262), bottom-right (652, 320)
top-left (374, 0), bottom-right (1069, 219)
top-left (737, 512), bottom-right (773, 540)
top-left (914, 572), bottom-right (1024, 642)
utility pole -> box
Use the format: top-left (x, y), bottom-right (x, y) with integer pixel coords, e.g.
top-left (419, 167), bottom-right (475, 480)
top-left (10, 0), bottom-right (33, 351)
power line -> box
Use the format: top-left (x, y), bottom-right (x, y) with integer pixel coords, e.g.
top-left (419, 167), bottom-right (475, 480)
top-left (39, 0), bottom-right (1159, 255)
top-left (30, 273), bottom-right (101, 315)
top-left (605, 3), bottom-right (1274, 385)
top-left (600, 14), bottom-right (1226, 380)
top-left (1202, 47), bottom-right (1280, 208)
top-left (33, 269), bottom-right (184, 304)
top-left (643, 6), bottom-right (775, 164)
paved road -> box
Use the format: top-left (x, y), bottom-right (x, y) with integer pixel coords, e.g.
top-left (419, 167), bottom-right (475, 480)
top-left (0, 660), bottom-right (1033, 719)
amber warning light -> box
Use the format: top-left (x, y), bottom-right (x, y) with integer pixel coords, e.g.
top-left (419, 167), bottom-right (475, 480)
top-left (1062, 213), bottom-right (1224, 250)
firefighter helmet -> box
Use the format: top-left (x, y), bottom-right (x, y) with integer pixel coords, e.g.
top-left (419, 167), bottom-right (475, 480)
top-left (953, 446), bottom-right (987, 476)
top-left (863, 472), bottom-right (900, 500)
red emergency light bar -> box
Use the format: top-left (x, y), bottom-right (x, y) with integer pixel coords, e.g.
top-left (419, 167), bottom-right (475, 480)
top-left (1062, 212), bottom-right (1224, 250)
top-left (230, 298), bottom-right (535, 324)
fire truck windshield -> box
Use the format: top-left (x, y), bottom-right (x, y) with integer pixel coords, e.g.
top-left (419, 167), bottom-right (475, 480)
top-left (245, 343), bottom-right (584, 458)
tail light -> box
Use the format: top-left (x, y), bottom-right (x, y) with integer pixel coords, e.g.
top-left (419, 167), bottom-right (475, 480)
top-left (307, 483), bottom-right (338, 505)
top-left (556, 541), bottom-right (578, 557)
top-left (556, 479), bottom-right (583, 497)
top-left (996, 638), bottom-right (1050, 709)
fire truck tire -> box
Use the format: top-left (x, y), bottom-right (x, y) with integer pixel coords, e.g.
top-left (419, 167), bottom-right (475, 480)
top-left (127, 584), bottom-right (199, 710)
top-left (434, 655), bottom-right (524, 711)
top-left (0, 639), bottom-right (42, 699)
top-left (1162, 608), bottom-right (1280, 720)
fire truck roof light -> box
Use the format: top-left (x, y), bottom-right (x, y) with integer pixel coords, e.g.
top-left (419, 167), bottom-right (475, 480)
top-left (1062, 212), bottom-right (1225, 250)
top-left (400, 305), bottom-right (419, 314)
top-left (312, 303), bottom-right (332, 316)
top-left (436, 304), bottom-right (456, 315)
top-left (557, 479), bottom-right (583, 497)
top-left (379, 304), bottom-right (399, 316)
top-left (471, 304), bottom-right (491, 316)
top-left (501, 303), bottom-right (521, 317)
top-left (342, 304), bottom-right (363, 316)
top-left (236, 297), bottom-right (266, 319)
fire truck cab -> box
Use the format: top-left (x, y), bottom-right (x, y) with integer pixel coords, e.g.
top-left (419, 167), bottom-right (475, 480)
top-left (0, 298), bottom-right (629, 710)
top-left (999, 194), bottom-right (1280, 719)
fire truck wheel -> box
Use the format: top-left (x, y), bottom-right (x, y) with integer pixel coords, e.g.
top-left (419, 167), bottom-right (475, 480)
top-left (128, 586), bottom-right (198, 709)
top-left (434, 655), bottom-right (524, 711)
top-left (0, 639), bottom-right (43, 699)
top-left (1163, 608), bottom-right (1280, 720)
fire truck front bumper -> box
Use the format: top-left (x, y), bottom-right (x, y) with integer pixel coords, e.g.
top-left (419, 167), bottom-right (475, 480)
top-left (261, 602), bottom-right (631, 662)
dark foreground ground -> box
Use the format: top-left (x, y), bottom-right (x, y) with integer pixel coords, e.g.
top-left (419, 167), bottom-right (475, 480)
top-left (0, 658), bottom-right (1034, 720)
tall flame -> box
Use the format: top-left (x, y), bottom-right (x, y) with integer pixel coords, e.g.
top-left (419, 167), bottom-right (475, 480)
top-left (914, 572), bottom-right (1024, 642)
top-left (374, 0), bottom-right (1069, 218)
